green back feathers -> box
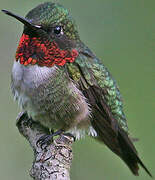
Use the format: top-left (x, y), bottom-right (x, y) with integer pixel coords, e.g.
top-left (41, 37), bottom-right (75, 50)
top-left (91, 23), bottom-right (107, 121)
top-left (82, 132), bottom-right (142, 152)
top-left (67, 51), bottom-right (129, 133)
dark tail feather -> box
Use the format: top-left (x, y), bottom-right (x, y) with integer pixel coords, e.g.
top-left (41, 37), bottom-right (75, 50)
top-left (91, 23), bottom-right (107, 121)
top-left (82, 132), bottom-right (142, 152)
top-left (118, 128), bottom-right (152, 177)
top-left (91, 112), bottom-right (152, 177)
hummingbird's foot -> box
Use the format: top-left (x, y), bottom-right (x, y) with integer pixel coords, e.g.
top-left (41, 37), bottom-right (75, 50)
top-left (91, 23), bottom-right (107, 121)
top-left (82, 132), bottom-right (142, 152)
top-left (63, 133), bottom-right (76, 141)
top-left (37, 129), bottom-right (63, 149)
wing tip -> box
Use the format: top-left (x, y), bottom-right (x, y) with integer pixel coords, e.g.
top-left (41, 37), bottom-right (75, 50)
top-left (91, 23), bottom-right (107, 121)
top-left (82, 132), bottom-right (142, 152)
top-left (137, 157), bottom-right (153, 178)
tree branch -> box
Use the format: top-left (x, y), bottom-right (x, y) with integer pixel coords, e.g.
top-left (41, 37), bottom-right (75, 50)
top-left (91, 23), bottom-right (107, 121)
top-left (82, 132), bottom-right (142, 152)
top-left (16, 112), bottom-right (74, 180)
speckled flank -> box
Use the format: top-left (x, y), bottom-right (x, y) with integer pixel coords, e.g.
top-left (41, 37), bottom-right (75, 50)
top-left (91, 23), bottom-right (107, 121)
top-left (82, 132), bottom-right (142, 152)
top-left (11, 61), bottom-right (91, 132)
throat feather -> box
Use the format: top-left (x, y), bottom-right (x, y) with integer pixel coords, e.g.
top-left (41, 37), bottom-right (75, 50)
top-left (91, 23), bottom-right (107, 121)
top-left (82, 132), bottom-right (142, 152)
top-left (15, 34), bottom-right (78, 67)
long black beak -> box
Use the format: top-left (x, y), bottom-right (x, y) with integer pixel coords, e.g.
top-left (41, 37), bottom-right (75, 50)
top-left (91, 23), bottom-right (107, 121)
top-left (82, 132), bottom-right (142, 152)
top-left (2, 9), bottom-right (41, 30)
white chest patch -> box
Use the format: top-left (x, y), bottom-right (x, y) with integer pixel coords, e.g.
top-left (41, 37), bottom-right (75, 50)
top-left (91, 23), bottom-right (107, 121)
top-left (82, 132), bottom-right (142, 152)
top-left (11, 61), bottom-right (57, 109)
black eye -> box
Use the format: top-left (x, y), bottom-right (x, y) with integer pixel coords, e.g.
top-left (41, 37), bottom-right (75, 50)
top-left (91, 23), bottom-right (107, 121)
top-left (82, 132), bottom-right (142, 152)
top-left (54, 26), bottom-right (62, 35)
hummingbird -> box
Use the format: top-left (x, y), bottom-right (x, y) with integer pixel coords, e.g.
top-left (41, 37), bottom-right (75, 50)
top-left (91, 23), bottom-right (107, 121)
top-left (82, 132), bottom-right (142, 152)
top-left (2, 2), bottom-right (152, 177)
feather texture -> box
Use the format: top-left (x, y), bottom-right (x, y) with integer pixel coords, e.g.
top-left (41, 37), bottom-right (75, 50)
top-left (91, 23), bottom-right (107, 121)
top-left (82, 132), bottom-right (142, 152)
top-left (66, 42), bottom-right (152, 177)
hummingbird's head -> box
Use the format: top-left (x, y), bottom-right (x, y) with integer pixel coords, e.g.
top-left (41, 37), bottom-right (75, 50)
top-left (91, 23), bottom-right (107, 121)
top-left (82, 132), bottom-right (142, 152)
top-left (2, 2), bottom-right (79, 67)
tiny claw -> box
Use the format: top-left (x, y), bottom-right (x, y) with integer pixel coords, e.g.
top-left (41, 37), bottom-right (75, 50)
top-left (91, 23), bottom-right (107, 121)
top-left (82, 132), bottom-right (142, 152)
top-left (37, 134), bottom-right (53, 149)
top-left (63, 133), bottom-right (76, 141)
top-left (36, 129), bottom-right (63, 149)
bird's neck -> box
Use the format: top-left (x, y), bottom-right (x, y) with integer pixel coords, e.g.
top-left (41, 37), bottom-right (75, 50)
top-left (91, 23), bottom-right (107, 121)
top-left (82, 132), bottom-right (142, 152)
top-left (15, 33), bottom-right (79, 67)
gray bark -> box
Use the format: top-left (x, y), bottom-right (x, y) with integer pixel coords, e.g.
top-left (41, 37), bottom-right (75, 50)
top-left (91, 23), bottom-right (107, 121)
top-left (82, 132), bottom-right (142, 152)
top-left (16, 112), bottom-right (74, 180)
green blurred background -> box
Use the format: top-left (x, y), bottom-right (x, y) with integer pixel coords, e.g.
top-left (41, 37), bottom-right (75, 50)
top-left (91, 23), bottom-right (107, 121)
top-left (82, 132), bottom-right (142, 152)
top-left (0, 0), bottom-right (154, 179)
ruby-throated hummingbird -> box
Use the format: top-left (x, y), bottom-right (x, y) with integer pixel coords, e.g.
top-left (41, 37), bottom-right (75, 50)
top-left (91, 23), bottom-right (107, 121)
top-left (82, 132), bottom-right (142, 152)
top-left (2, 2), bottom-right (152, 177)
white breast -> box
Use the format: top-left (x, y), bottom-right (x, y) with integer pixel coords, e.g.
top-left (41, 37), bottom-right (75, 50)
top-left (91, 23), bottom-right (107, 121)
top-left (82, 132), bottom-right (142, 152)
top-left (12, 61), bottom-right (57, 89)
top-left (11, 61), bottom-right (57, 109)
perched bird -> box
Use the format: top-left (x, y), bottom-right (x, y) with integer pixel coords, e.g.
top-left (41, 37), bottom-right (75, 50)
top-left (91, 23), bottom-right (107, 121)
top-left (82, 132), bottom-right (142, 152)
top-left (2, 2), bottom-right (152, 177)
